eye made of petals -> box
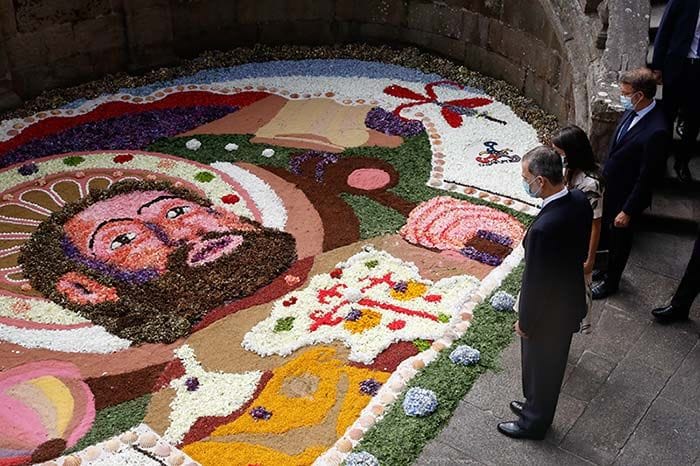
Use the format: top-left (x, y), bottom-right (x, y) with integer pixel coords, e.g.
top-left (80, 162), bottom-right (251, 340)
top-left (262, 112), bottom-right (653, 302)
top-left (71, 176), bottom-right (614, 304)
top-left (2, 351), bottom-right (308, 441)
top-left (166, 205), bottom-right (191, 219)
top-left (110, 232), bottom-right (137, 250)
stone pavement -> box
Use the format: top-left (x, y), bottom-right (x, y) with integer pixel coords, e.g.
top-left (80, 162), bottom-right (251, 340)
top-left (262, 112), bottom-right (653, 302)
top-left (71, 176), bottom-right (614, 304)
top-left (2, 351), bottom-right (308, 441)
top-left (417, 229), bottom-right (700, 466)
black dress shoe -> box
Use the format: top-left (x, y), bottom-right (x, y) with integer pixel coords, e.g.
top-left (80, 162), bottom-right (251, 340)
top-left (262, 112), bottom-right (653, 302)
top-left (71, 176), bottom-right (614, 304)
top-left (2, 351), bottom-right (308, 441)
top-left (591, 281), bottom-right (617, 300)
top-left (497, 421), bottom-right (545, 440)
top-left (652, 304), bottom-right (689, 324)
top-left (510, 400), bottom-right (524, 416)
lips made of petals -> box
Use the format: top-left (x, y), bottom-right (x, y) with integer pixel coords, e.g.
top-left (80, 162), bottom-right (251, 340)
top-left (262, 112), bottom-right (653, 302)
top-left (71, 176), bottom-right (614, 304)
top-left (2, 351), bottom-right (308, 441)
top-left (186, 234), bottom-right (244, 266)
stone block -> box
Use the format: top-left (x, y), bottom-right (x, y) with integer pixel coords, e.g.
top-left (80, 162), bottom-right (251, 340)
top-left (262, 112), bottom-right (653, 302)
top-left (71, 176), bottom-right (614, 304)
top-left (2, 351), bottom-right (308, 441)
top-left (0, 88), bottom-right (21, 111)
top-left (463, 43), bottom-right (489, 71)
top-left (5, 32), bottom-right (47, 68)
top-left (661, 342), bottom-right (700, 414)
top-left (479, 52), bottom-right (525, 91)
top-left (42, 23), bottom-right (76, 62)
top-left (562, 350), bottom-right (616, 402)
top-left (0, 0), bottom-right (17, 38)
top-left (51, 54), bottom-right (95, 84)
top-left (430, 34), bottom-right (466, 62)
top-left (73, 14), bottom-right (125, 55)
top-left (626, 318), bottom-right (698, 376)
top-left (10, 64), bottom-right (54, 97)
top-left (499, 26), bottom-right (529, 66)
top-left (401, 27), bottom-right (432, 49)
top-left (486, 18), bottom-right (503, 52)
top-left (406, 2), bottom-right (434, 33)
top-left (336, 0), bottom-right (405, 26)
top-left (14, 0), bottom-right (111, 33)
top-left (502, 0), bottom-right (547, 36)
top-left (584, 305), bottom-right (648, 363)
top-left (259, 20), bottom-right (334, 46)
top-left (523, 70), bottom-right (546, 108)
top-left (239, 0), bottom-right (334, 24)
top-left (615, 397), bottom-right (700, 466)
top-left (359, 22), bottom-right (401, 43)
top-left (431, 5), bottom-right (464, 39)
top-left (548, 392), bottom-right (587, 446)
top-left (561, 358), bottom-right (668, 465)
top-left (414, 440), bottom-right (482, 466)
top-left (610, 264), bottom-right (682, 319)
top-left (90, 47), bottom-right (126, 75)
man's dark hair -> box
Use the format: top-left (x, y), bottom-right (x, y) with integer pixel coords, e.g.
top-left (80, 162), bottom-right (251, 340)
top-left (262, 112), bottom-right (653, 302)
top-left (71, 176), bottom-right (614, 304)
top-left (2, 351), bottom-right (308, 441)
top-left (619, 68), bottom-right (657, 99)
top-left (523, 145), bottom-right (564, 185)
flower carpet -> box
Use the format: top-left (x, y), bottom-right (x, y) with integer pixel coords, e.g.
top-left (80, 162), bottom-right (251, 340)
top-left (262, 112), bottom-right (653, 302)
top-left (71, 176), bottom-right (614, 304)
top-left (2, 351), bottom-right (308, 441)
top-left (0, 47), bottom-right (545, 466)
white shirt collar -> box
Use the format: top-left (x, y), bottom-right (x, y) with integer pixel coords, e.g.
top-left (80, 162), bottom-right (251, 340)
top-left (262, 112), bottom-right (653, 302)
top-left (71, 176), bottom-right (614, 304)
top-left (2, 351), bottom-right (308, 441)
top-left (541, 186), bottom-right (568, 208)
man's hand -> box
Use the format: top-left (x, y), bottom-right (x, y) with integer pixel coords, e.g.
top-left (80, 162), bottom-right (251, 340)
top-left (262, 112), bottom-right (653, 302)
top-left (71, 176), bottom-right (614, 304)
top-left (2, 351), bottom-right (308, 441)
top-left (514, 320), bottom-right (528, 338)
top-left (583, 259), bottom-right (594, 275)
top-left (614, 211), bottom-right (631, 228)
top-left (651, 69), bottom-right (662, 84)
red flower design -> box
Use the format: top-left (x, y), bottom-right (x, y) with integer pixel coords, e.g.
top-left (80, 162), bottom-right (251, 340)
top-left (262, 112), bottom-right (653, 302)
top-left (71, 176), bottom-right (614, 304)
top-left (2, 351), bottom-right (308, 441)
top-left (113, 153), bottom-right (134, 164)
top-left (384, 81), bottom-right (492, 128)
top-left (330, 268), bottom-right (343, 279)
top-left (282, 296), bottom-right (297, 307)
top-left (388, 319), bottom-right (406, 330)
top-left (424, 294), bottom-right (442, 303)
top-left (221, 193), bottom-right (240, 204)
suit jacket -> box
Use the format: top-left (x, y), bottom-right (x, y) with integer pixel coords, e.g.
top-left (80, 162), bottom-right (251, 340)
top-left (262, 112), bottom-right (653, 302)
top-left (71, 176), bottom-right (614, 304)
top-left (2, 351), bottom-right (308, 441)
top-left (651, 0), bottom-right (700, 69)
top-left (602, 103), bottom-right (670, 222)
top-left (519, 190), bottom-right (592, 337)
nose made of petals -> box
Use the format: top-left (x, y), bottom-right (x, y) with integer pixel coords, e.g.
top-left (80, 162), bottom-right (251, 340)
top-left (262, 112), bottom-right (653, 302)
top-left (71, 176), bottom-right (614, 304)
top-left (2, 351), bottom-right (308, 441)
top-left (144, 222), bottom-right (178, 247)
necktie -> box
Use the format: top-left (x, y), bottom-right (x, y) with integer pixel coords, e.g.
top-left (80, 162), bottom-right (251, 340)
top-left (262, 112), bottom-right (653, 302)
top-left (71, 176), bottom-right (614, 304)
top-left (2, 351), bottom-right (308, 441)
top-left (616, 111), bottom-right (637, 143)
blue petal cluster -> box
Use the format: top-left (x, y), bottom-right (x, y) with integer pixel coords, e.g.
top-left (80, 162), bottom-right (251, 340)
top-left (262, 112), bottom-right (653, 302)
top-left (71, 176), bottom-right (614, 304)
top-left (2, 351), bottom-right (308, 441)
top-left (345, 451), bottom-right (380, 466)
top-left (449, 345), bottom-right (481, 366)
top-left (489, 290), bottom-right (516, 312)
top-left (402, 387), bottom-right (438, 417)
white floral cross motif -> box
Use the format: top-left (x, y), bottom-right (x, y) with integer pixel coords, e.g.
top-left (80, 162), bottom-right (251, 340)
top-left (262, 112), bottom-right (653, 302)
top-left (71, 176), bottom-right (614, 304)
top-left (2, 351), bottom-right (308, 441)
top-left (242, 247), bottom-right (480, 364)
top-left (164, 345), bottom-right (263, 443)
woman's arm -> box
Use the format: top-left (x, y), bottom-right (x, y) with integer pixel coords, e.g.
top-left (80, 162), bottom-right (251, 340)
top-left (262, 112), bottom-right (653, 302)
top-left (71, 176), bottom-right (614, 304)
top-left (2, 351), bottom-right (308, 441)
top-left (584, 217), bottom-right (601, 275)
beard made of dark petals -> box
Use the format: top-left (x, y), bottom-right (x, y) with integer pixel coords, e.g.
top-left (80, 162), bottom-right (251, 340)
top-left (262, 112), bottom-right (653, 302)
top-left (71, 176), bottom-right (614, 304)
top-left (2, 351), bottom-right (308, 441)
top-left (18, 180), bottom-right (297, 345)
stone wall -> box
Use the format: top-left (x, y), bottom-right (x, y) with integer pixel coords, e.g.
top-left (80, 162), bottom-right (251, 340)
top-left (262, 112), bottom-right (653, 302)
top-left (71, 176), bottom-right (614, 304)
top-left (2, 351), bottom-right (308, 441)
top-left (0, 0), bottom-right (650, 150)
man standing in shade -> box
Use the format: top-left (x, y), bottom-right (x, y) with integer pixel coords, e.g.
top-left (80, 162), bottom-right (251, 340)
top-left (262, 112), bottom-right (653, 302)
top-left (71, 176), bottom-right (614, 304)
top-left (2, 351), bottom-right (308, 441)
top-left (649, 0), bottom-right (700, 183)
top-left (497, 146), bottom-right (592, 440)
top-left (592, 68), bottom-right (670, 300)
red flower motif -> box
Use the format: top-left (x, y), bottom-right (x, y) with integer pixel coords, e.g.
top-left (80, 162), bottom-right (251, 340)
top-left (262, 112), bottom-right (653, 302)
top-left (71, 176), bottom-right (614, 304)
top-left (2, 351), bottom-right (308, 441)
top-left (424, 294), bottom-right (442, 303)
top-left (388, 319), bottom-right (406, 330)
top-left (384, 80), bottom-right (492, 128)
top-left (113, 153), bottom-right (134, 164)
top-left (221, 193), bottom-right (240, 204)
top-left (282, 296), bottom-right (297, 307)
top-left (330, 268), bottom-right (343, 279)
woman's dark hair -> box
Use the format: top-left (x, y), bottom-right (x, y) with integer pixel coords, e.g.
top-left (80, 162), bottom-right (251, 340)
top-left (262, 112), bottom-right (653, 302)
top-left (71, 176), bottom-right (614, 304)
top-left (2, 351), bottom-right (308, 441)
top-left (551, 125), bottom-right (602, 182)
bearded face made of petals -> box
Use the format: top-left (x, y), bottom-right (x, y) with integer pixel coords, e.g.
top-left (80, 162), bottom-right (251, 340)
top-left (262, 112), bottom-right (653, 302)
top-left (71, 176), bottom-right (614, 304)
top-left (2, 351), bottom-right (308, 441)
top-left (19, 180), bottom-right (297, 344)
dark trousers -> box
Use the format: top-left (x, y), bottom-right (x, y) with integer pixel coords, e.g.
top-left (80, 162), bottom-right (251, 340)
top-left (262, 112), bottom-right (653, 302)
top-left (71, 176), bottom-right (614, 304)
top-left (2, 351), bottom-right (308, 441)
top-left (599, 220), bottom-right (635, 289)
top-left (518, 330), bottom-right (573, 433)
top-left (671, 232), bottom-right (700, 313)
top-left (662, 58), bottom-right (700, 164)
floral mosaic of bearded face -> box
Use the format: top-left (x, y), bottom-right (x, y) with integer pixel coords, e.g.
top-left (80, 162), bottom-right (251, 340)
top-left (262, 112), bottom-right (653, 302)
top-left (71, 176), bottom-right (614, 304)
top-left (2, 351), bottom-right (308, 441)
top-left (18, 180), bottom-right (297, 344)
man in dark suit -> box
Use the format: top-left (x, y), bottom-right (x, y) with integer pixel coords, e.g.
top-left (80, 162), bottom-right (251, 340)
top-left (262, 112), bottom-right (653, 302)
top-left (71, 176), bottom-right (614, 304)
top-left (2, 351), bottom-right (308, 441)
top-left (497, 146), bottom-right (592, 440)
top-left (652, 230), bottom-right (700, 323)
top-left (592, 68), bottom-right (671, 300)
top-left (650, 0), bottom-right (700, 182)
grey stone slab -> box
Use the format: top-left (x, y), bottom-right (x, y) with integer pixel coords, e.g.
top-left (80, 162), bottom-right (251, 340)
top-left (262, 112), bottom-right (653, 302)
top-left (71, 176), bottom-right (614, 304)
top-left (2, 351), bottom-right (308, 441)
top-left (561, 358), bottom-right (668, 465)
top-left (584, 305), bottom-right (648, 364)
top-left (608, 264), bottom-right (680, 319)
top-left (438, 402), bottom-right (594, 466)
top-left (614, 397), bottom-right (700, 466)
top-left (414, 441), bottom-right (484, 466)
top-left (548, 392), bottom-right (588, 446)
top-left (629, 231), bottom-right (697, 281)
top-left (661, 342), bottom-right (700, 414)
top-left (625, 320), bottom-right (699, 376)
top-left (463, 341), bottom-right (523, 420)
top-left (562, 350), bottom-right (616, 402)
